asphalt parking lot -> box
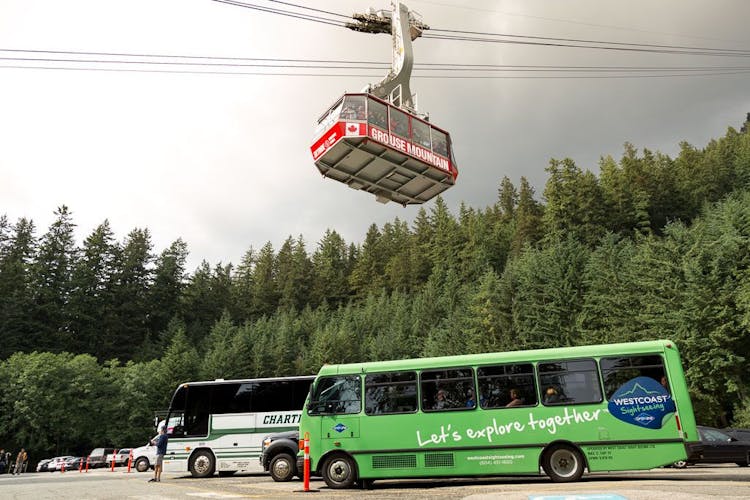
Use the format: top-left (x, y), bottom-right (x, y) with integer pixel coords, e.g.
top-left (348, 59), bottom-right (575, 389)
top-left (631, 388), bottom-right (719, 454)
top-left (1, 464), bottom-right (749, 499)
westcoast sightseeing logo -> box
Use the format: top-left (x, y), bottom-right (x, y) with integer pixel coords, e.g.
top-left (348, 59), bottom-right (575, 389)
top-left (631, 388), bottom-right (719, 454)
top-left (608, 376), bottom-right (676, 429)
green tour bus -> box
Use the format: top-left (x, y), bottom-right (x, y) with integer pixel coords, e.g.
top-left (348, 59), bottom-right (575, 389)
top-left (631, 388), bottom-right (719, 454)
top-left (299, 340), bottom-right (701, 488)
top-left (163, 375), bottom-right (314, 477)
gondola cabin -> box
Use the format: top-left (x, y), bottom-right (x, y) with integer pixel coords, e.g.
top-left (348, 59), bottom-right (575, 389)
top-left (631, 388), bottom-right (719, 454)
top-left (311, 93), bottom-right (458, 206)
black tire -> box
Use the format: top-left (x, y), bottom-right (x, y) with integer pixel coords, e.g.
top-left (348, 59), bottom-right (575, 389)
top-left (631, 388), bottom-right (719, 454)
top-left (134, 457), bottom-right (150, 473)
top-left (322, 454), bottom-right (357, 489)
top-left (542, 444), bottom-right (585, 483)
top-left (189, 450), bottom-right (215, 478)
top-left (737, 461), bottom-right (748, 467)
top-left (218, 471), bottom-right (236, 477)
top-left (269, 453), bottom-right (296, 482)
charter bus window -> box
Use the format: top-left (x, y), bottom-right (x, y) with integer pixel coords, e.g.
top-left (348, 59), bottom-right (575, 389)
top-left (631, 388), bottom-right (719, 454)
top-left (365, 371), bottom-right (418, 415)
top-left (477, 363), bottom-right (538, 409)
top-left (412, 119), bottom-right (431, 149)
top-left (211, 383), bottom-right (251, 414)
top-left (389, 107), bottom-right (410, 138)
top-left (600, 355), bottom-right (668, 399)
top-left (308, 376), bottom-right (361, 415)
top-left (538, 359), bottom-right (602, 406)
top-left (184, 385), bottom-right (211, 436)
top-left (367, 98), bottom-right (388, 130)
top-left (421, 368), bottom-right (475, 411)
top-left (252, 379), bottom-right (312, 412)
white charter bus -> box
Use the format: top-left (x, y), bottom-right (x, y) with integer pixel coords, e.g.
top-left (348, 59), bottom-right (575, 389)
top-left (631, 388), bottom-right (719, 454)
top-left (163, 376), bottom-right (314, 477)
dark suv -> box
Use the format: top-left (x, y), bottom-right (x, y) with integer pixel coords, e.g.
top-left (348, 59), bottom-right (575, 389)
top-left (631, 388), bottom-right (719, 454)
top-left (87, 448), bottom-right (115, 468)
top-left (260, 431), bottom-right (300, 482)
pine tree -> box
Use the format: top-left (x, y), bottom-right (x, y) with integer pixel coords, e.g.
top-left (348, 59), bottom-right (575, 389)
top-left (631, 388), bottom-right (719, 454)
top-left (68, 221), bottom-right (120, 358)
top-left (31, 206), bottom-right (77, 351)
top-left (512, 177), bottom-right (544, 255)
top-left (310, 230), bottom-right (350, 307)
top-left (149, 239), bottom-right (188, 341)
top-left (252, 242), bottom-right (278, 317)
top-left (0, 217), bottom-right (37, 357)
top-left (111, 228), bottom-right (154, 360)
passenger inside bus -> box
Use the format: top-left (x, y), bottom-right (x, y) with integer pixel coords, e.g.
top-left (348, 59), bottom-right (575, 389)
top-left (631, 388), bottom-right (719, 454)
top-left (505, 388), bottom-right (524, 407)
top-left (543, 386), bottom-right (561, 404)
top-left (465, 389), bottom-right (476, 408)
top-left (434, 389), bottom-right (448, 409)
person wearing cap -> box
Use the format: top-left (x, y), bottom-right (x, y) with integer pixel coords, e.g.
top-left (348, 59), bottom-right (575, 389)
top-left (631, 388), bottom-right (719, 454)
top-left (148, 427), bottom-right (168, 482)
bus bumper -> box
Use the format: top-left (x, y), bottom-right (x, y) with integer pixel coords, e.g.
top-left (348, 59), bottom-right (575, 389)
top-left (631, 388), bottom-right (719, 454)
top-left (685, 441), bottom-right (704, 462)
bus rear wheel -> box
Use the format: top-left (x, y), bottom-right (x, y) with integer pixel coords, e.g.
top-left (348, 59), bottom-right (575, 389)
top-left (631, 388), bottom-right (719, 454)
top-left (189, 450), bottom-right (216, 478)
top-left (542, 444), bottom-right (584, 482)
top-left (322, 454), bottom-right (356, 489)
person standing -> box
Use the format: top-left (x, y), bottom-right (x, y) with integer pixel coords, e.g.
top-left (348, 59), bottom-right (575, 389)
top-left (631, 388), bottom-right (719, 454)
top-left (149, 427), bottom-right (168, 482)
top-left (0, 448), bottom-right (6, 474)
top-left (14, 448), bottom-right (27, 475)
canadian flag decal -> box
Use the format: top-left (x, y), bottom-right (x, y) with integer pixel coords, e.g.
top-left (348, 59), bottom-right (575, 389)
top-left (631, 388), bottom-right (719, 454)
top-left (345, 123), bottom-right (362, 136)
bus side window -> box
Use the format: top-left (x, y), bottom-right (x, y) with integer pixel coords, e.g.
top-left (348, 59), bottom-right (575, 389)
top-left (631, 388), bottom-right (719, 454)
top-left (477, 363), bottom-right (537, 409)
top-left (365, 371), bottom-right (417, 415)
top-left (600, 355), bottom-right (669, 399)
top-left (538, 360), bottom-right (601, 405)
top-left (420, 368), bottom-right (475, 412)
top-left (185, 385), bottom-right (211, 436)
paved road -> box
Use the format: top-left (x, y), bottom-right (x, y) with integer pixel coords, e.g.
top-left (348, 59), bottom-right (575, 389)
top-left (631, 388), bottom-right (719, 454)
top-left (1, 465), bottom-right (749, 499)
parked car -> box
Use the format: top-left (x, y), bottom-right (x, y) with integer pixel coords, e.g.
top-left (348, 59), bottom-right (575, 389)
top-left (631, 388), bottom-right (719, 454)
top-left (87, 448), bottom-right (115, 468)
top-left (35, 459), bottom-right (52, 473)
top-left (260, 430), bottom-right (301, 482)
top-left (724, 428), bottom-right (750, 443)
top-left (62, 457), bottom-right (85, 471)
top-left (130, 443), bottom-right (158, 473)
top-left (46, 456), bottom-right (74, 471)
top-left (674, 426), bottom-right (750, 468)
top-left (105, 449), bottom-right (132, 466)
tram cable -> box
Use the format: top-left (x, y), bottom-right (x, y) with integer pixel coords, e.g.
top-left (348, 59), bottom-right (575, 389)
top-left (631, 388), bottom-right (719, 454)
top-left (428, 28), bottom-right (750, 56)
top-left (3, 48), bottom-right (750, 74)
top-left (2, 62), bottom-right (749, 79)
top-left (210, 0), bottom-right (347, 28)
top-left (212, 0), bottom-right (750, 58)
top-left (423, 33), bottom-right (750, 58)
top-left (3, 49), bottom-right (750, 78)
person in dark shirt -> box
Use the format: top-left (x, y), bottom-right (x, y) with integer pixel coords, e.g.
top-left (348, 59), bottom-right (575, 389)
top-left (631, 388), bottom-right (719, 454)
top-left (149, 427), bottom-right (168, 483)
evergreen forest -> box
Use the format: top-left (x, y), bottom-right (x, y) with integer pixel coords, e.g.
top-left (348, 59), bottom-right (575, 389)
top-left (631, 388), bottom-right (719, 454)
top-left (2, 117), bottom-right (750, 464)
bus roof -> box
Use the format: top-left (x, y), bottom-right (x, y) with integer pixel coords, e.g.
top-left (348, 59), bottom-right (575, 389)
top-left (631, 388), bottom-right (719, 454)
top-left (316, 340), bottom-right (677, 377)
top-left (175, 374), bottom-right (315, 388)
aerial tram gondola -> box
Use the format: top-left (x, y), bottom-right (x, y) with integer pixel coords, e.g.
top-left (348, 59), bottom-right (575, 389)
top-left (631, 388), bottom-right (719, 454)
top-left (310, 2), bottom-right (458, 206)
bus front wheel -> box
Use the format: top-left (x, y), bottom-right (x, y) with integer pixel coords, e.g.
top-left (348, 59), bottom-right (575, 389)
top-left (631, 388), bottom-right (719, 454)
top-left (270, 453), bottom-right (295, 482)
top-left (189, 450), bottom-right (216, 478)
top-left (134, 457), bottom-right (150, 473)
top-left (542, 444), bottom-right (584, 482)
top-left (322, 454), bottom-right (356, 489)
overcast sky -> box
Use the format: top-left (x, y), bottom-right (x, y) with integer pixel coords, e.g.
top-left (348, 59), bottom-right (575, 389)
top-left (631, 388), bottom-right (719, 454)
top-left (2, 0), bottom-right (749, 271)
